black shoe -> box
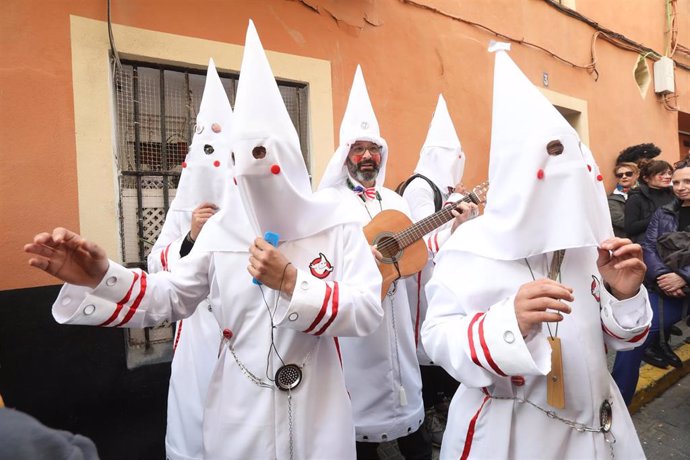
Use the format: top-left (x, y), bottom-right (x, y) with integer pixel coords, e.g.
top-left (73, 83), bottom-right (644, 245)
top-left (659, 341), bottom-right (683, 369)
top-left (670, 325), bottom-right (683, 336)
top-left (642, 347), bottom-right (669, 369)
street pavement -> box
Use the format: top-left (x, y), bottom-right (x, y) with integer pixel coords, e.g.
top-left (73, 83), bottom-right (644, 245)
top-left (633, 373), bottom-right (690, 459)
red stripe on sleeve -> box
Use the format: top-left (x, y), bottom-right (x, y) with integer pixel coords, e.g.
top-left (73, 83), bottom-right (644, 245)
top-left (315, 282), bottom-right (339, 336)
top-left (114, 272), bottom-right (148, 327)
top-left (99, 272), bottom-right (139, 327)
top-left (601, 324), bottom-right (623, 339)
top-left (304, 282), bottom-right (332, 333)
top-left (602, 324), bottom-right (649, 343)
top-left (627, 327), bottom-right (650, 343)
top-left (160, 248), bottom-right (166, 271)
top-left (467, 313), bottom-right (484, 368)
top-left (460, 395), bottom-right (490, 460)
top-left (433, 233), bottom-right (440, 253)
top-left (427, 236), bottom-right (433, 252)
top-left (478, 315), bottom-right (507, 377)
top-left (163, 244), bottom-right (171, 271)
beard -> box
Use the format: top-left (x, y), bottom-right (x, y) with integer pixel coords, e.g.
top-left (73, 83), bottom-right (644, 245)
top-left (346, 158), bottom-right (380, 183)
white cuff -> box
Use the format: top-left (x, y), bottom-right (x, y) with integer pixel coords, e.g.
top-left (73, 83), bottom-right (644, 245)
top-left (275, 270), bottom-right (330, 334)
top-left (601, 285), bottom-right (651, 337)
top-left (480, 296), bottom-right (551, 376)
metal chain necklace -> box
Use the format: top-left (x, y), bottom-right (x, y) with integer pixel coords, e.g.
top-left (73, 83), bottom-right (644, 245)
top-left (489, 395), bottom-right (616, 458)
top-left (218, 263), bottom-right (319, 460)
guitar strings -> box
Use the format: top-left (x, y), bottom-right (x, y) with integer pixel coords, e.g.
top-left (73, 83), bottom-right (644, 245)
top-left (374, 193), bottom-right (477, 253)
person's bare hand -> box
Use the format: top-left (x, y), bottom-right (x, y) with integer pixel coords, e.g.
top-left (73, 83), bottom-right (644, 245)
top-left (597, 238), bottom-right (646, 300)
top-left (190, 202), bottom-right (219, 240)
top-left (371, 245), bottom-right (383, 266)
top-left (24, 227), bottom-right (109, 288)
top-left (451, 202), bottom-right (479, 233)
top-left (514, 279), bottom-right (574, 337)
top-left (657, 272), bottom-right (687, 293)
top-left (248, 237), bottom-right (296, 295)
top-left (453, 182), bottom-right (467, 195)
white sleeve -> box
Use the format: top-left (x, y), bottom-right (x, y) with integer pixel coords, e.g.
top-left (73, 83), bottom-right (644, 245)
top-left (52, 252), bottom-right (212, 328)
top-left (147, 211), bottom-right (190, 273)
top-left (422, 251), bottom-right (551, 389)
top-left (274, 226), bottom-right (384, 337)
top-left (600, 286), bottom-right (652, 351)
top-left (402, 179), bottom-right (437, 223)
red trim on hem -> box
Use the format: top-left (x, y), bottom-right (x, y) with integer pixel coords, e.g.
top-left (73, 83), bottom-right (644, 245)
top-left (304, 282), bottom-right (332, 333)
top-left (99, 272), bottom-right (139, 327)
top-left (333, 337), bottom-right (343, 368)
top-left (460, 395), bottom-right (490, 460)
top-left (316, 282), bottom-right (339, 336)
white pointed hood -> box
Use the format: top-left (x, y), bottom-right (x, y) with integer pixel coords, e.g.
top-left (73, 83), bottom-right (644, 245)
top-left (169, 59), bottom-right (233, 212)
top-left (445, 43), bottom-right (613, 260)
top-left (220, 20), bottom-right (356, 244)
top-left (414, 94), bottom-right (465, 192)
top-left (318, 65), bottom-right (389, 191)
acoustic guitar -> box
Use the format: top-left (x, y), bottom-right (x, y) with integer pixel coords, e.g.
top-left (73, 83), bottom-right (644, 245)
top-left (364, 182), bottom-right (489, 299)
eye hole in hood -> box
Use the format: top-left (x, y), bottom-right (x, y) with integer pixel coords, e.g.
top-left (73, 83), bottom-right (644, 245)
top-left (546, 140), bottom-right (564, 156)
top-left (252, 146), bottom-right (267, 159)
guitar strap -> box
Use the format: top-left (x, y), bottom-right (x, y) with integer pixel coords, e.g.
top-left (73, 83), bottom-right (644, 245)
top-left (395, 174), bottom-right (443, 212)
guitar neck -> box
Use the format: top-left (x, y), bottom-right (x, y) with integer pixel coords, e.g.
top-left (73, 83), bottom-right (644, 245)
top-left (395, 193), bottom-right (478, 249)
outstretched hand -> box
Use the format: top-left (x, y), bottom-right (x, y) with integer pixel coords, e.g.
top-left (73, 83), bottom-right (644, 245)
top-left (597, 237), bottom-right (646, 300)
top-left (24, 228), bottom-right (109, 288)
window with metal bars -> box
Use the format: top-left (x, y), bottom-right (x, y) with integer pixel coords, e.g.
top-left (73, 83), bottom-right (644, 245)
top-left (112, 60), bottom-right (310, 367)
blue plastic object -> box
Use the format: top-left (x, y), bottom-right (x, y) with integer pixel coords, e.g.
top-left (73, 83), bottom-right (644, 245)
top-left (252, 231), bottom-right (280, 285)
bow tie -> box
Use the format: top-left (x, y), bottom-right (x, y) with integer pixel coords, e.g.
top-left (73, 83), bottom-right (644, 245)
top-left (354, 186), bottom-right (377, 200)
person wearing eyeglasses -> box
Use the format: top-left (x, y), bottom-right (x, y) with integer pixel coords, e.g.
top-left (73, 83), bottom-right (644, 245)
top-left (607, 162), bottom-right (639, 238)
top-left (319, 67), bottom-right (472, 460)
top-left (624, 159), bottom-right (675, 244)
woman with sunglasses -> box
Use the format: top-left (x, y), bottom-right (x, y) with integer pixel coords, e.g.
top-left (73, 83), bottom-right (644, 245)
top-left (607, 162), bottom-right (639, 237)
top-left (613, 158), bottom-right (689, 403)
top-left (624, 159), bottom-right (675, 243)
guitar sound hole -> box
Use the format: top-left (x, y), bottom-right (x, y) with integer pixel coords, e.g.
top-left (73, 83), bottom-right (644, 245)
top-left (375, 234), bottom-right (402, 264)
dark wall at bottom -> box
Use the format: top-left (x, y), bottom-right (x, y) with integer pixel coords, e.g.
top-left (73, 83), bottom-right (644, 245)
top-left (0, 285), bottom-right (170, 460)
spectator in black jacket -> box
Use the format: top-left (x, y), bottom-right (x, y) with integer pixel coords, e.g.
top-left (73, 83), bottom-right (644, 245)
top-left (624, 159), bottom-right (674, 243)
top-left (608, 162), bottom-right (639, 237)
top-left (612, 159), bottom-right (689, 404)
